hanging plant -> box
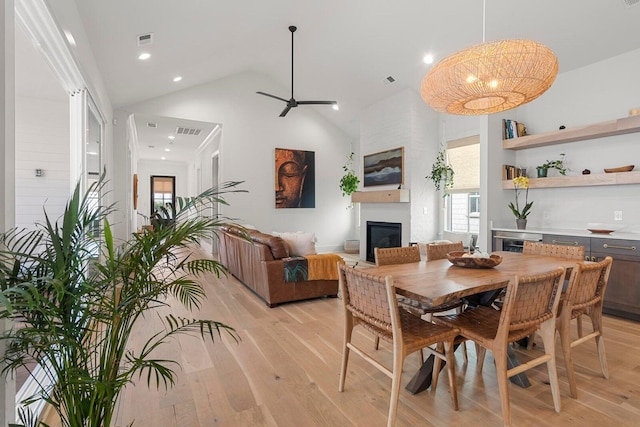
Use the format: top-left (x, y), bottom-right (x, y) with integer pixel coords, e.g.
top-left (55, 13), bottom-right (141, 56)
top-left (339, 152), bottom-right (360, 196)
top-left (426, 147), bottom-right (455, 192)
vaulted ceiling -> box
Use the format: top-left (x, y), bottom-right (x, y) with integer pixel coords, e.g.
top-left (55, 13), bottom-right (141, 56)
top-left (72, 0), bottom-right (640, 140)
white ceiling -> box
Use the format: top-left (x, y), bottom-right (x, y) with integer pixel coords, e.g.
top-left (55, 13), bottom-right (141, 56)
top-left (23, 0), bottom-right (640, 158)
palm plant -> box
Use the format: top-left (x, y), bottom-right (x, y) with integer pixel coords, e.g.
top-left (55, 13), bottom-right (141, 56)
top-left (0, 174), bottom-right (245, 427)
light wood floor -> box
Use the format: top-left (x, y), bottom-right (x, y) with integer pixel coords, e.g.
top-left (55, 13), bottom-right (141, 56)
top-left (44, 250), bottom-right (640, 426)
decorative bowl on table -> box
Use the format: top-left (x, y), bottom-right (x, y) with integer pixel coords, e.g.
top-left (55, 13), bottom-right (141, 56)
top-left (446, 251), bottom-right (503, 269)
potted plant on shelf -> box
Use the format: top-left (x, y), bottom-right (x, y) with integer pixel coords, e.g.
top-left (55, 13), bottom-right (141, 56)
top-left (426, 147), bottom-right (455, 194)
top-left (339, 152), bottom-right (360, 197)
top-left (0, 173), bottom-right (244, 427)
top-left (536, 153), bottom-right (568, 178)
top-left (508, 176), bottom-right (533, 229)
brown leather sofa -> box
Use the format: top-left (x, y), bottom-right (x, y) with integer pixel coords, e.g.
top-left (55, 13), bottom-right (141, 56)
top-left (219, 225), bottom-right (340, 307)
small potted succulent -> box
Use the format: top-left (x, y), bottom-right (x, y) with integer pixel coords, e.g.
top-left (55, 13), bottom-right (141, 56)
top-left (537, 153), bottom-right (568, 178)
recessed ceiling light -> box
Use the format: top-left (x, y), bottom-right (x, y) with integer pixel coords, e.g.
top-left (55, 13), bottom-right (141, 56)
top-left (164, 148), bottom-right (170, 152)
top-left (173, 76), bottom-right (182, 82)
top-left (423, 54), bottom-right (434, 65)
top-left (87, 151), bottom-right (97, 155)
top-left (161, 156), bottom-right (166, 160)
top-left (168, 135), bottom-right (175, 140)
top-left (332, 103), bottom-right (339, 111)
top-left (138, 52), bottom-right (151, 60)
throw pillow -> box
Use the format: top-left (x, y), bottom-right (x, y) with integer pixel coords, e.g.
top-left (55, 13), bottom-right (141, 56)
top-left (274, 231), bottom-right (318, 256)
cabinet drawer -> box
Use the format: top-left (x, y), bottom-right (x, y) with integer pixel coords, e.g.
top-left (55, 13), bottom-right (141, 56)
top-left (590, 238), bottom-right (640, 257)
top-left (542, 234), bottom-right (591, 253)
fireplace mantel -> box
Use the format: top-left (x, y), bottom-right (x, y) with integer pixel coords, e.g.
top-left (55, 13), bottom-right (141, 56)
top-left (351, 189), bottom-right (409, 203)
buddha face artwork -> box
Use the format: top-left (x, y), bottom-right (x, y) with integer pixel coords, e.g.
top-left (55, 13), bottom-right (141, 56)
top-left (275, 148), bottom-right (315, 208)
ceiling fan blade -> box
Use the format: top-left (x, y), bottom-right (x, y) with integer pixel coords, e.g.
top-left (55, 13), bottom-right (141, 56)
top-left (279, 105), bottom-right (293, 117)
top-left (297, 100), bottom-right (337, 105)
top-left (256, 91), bottom-right (288, 103)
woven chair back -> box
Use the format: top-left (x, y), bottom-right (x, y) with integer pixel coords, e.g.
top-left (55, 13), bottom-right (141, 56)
top-left (501, 268), bottom-right (565, 332)
top-left (374, 246), bottom-right (421, 266)
top-left (523, 241), bottom-right (585, 261)
top-left (566, 256), bottom-right (612, 312)
top-left (338, 264), bottom-right (394, 332)
top-left (426, 241), bottom-right (464, 261)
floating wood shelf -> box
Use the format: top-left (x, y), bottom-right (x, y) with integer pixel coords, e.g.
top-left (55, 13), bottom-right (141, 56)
top-left (351, 189), bottom-right (410, 203)
top-left (503, 114), bottom-right (640, 150)
top-left (502, 171), bottom-right (640, 189)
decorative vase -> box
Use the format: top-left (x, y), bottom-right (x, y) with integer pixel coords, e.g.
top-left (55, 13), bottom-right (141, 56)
top-left (536, 167), bottom-right (548, 178)
top-left (516, 218), bottom-right (527, 230)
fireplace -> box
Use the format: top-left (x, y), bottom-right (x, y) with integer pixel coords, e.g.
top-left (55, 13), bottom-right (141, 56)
top-left (366, 221), bottom-right (402, 263)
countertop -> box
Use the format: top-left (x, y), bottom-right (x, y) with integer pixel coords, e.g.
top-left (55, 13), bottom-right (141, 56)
top-left (492, 227), bottom-right (640, 241)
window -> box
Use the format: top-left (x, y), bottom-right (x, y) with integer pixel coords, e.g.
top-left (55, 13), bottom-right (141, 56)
top-left (444, 135), bottom-right (480, 234)
top-left (150, 176), bottom-right (176, 215)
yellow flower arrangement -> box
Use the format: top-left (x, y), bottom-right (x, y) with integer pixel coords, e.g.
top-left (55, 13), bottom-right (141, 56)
top-left (508, 176), bottom-right (533, 219)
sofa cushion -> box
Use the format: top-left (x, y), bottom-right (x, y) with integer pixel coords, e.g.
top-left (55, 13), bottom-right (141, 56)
top-left (274, 231), bottom-right (317, 256)
top-left (249, 232), bottom-right (290, 259)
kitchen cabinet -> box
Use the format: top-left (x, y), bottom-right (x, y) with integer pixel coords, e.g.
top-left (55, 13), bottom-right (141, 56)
top-left (590, 238), bottom-right (640, 321)
top-left (494, 230), bottom-right (640, 321)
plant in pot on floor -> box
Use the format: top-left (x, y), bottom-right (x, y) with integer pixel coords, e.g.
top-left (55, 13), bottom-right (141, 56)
top-left (0, 173), bottom-right (245, 427)
top-left (537, 153), bottom-right (568, 178)
top-left (508, 176), bottom-right (533, 229)
top-left (339, 152), bottom-right (360, 201)
top-left (426, 147), bottom-right (455, 196)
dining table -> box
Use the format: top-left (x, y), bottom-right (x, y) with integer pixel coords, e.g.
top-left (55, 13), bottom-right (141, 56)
top-left (360, 251), bottom-right (587, 394)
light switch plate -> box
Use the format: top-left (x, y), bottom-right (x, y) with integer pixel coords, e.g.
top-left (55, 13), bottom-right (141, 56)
top-left (614, 210), bottom-right (623, 221)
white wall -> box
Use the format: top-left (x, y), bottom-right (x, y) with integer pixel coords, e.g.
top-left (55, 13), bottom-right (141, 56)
top-left (359, 89), bottom-right (440, 256)
top-left (504, 48), bottom-right (640, 232)
top-left (15, 96), bottom-right (70, 230)
top-left (119, 71), bottom-right (354, 252)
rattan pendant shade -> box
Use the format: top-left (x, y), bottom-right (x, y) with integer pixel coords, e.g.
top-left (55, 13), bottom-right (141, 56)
top-left (421, 39), bottom-right (558, 115)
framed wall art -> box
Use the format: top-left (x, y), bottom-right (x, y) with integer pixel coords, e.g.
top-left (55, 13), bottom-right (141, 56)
top-left (363, 147), bottom-right (404, 187)
top-left (275, 148), bottom-right (315, 208)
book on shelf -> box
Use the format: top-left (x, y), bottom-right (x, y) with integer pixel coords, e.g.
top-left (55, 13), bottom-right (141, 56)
top-left (502, 164), bottom-right (527, 181)
top-left (502, 119), bottom-right (527, 139)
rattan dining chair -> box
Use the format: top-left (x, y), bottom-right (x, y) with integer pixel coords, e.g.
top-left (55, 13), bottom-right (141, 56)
top-left (425, 241), bottom-right (465, 261)
top-left (434, 267), bottom-right (566, 427)
top-left (557, 256), bottom-right (612, 398)
top-left (522, 241), bottom-right (585, 261)
top-left (522, 241), bottom-right (585, 349)
top-left (374, 245), bottom-right (467, 361)
top-left (337, 264), bottom-right (459, 427)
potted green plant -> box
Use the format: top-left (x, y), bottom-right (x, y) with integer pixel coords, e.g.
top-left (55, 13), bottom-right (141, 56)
top-left (339, 152), bottom-right (360, 196)
top-left (426, 147), bottom-right (455, 193)
top-left (0, 174), bottom-right (245, 427)
top-left (537, 153), bottom-right (568, 177)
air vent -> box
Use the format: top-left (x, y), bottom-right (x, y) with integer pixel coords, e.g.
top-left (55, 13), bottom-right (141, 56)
top-left (137, 33), bottom-right (154, 46)
top-left (383, 75), bottom-right (396, 85)
top-left (624, 0), bottom-right (640, 6)
top-left (176, 127), bottom-right (202, 136)
top-left (146, 122), bottom-right (157, 128)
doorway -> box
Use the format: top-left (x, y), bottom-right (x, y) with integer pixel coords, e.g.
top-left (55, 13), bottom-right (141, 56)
top-left (150, 175), bottom-right (176, 215)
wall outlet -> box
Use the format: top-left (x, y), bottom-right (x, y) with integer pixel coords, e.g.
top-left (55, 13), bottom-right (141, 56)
top-left (614, 210), bottom-right (623, 221)
top-left (543, 211), bottom-right (550, 220)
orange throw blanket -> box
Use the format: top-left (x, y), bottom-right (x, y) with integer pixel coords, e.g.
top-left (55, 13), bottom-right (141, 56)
top-left (306, 254), bottom-right (344, 281)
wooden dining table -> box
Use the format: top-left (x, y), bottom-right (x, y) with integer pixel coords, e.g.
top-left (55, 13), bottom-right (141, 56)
top-left (360, 251), bottom-right (587, 394)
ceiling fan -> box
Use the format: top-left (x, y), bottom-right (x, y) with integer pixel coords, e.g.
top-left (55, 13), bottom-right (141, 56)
top-left (257, 25), bottom-right (337, 117)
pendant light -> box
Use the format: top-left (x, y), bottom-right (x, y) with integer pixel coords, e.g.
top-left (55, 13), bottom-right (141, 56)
top-left (421, 0), bottom-right (558, 115)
